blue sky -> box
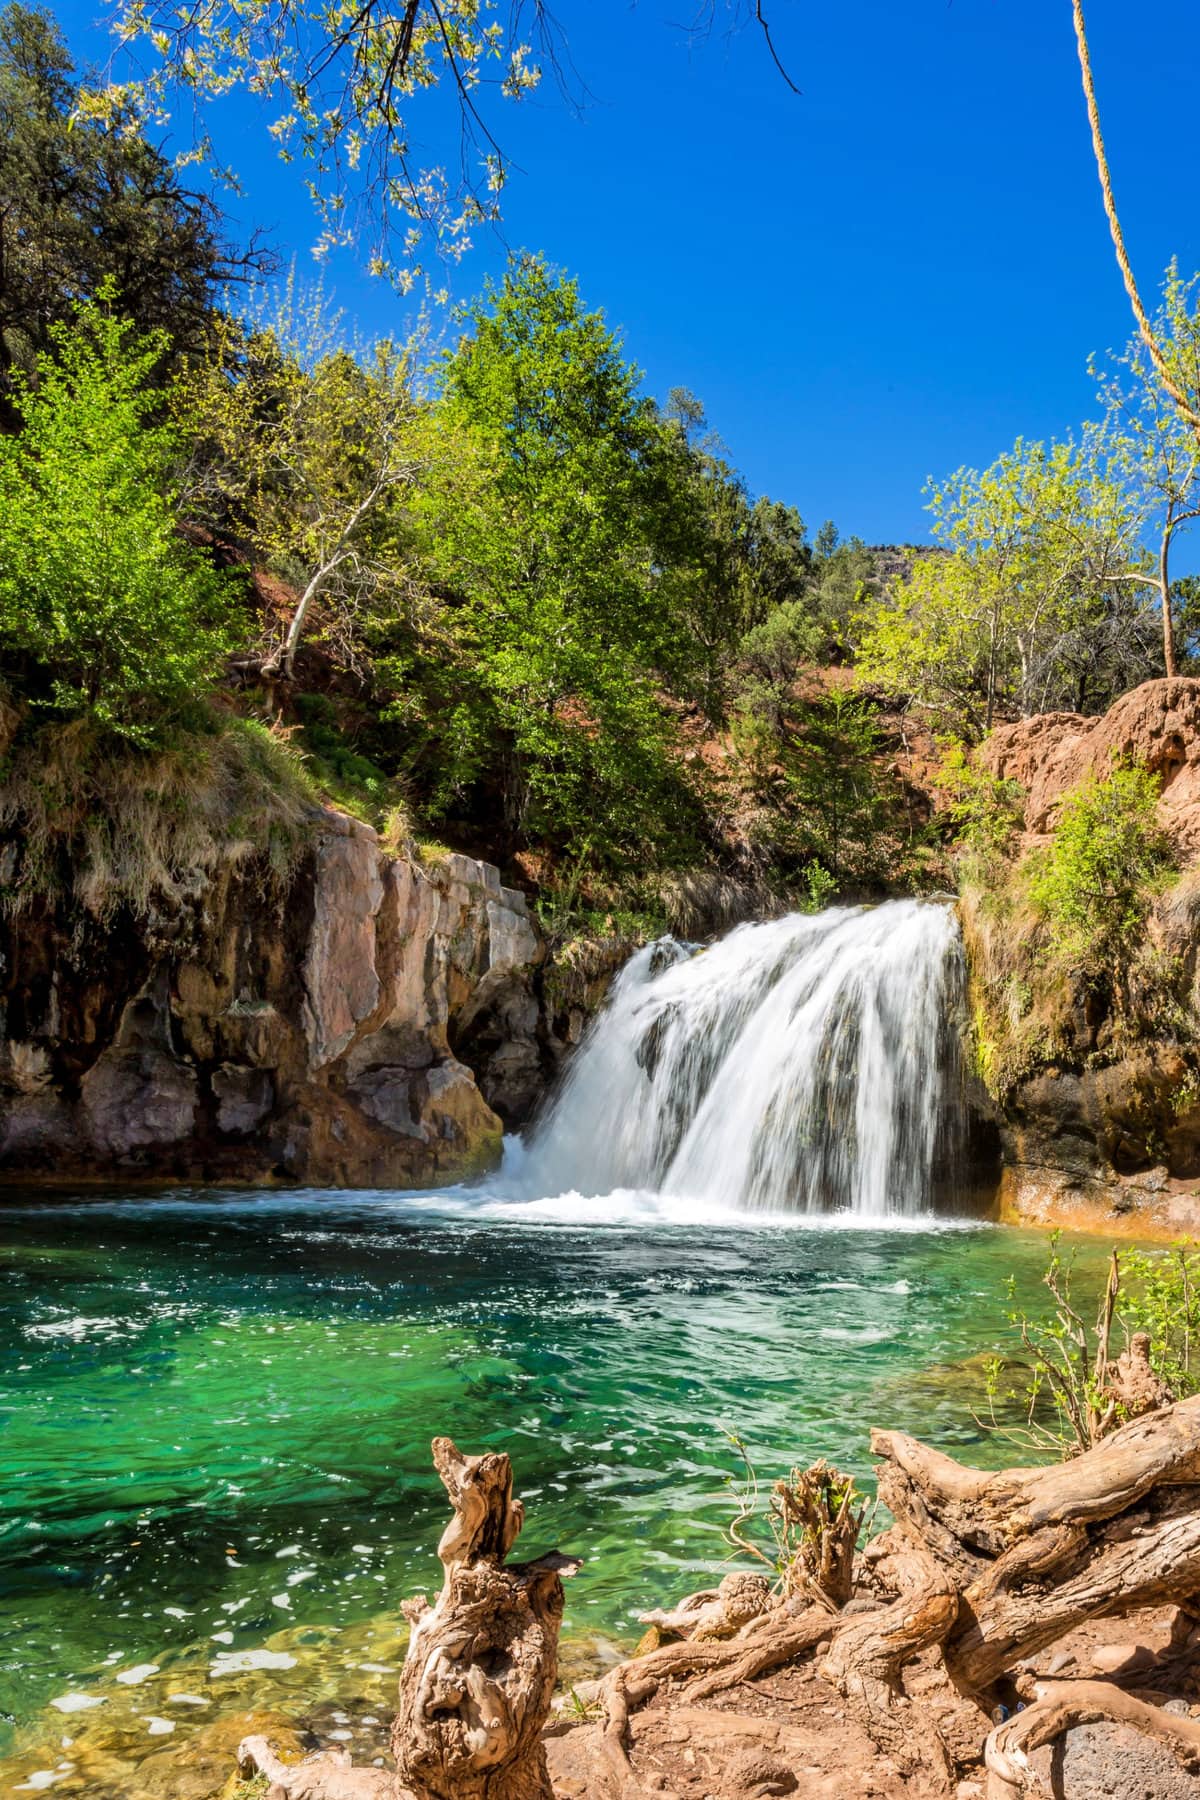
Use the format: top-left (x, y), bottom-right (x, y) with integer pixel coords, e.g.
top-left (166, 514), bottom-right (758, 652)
top-left (55, 0), bottom-right (1200, 547)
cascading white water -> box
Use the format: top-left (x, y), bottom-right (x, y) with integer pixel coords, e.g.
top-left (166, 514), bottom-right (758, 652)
top-left (521, 899), bottom-right (967, 1217)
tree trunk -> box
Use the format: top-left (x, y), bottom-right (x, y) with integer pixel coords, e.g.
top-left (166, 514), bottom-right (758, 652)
top-left (1162, 528), bottom-right (1178, 678)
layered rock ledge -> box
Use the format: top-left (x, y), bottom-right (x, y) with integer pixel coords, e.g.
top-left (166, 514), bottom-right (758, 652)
top-left (0, 810), bottom-right (549, 1186)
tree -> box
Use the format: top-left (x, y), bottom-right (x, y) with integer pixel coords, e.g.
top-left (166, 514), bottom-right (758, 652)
top-left (0, 294), bottom-right (239, 744)
top-left (88, 0), bottom-right (551, 288)
top-left (90, 3), bottom-right (797, 286)
top-left (180, 277), bottom-right (427, 677)
top-left (645, 392), bottom-right (815, 719)
top-left (855, 435), bottom-right (1158, 736)
top-left (1093, 264), bottom-right (1200, 677)
top-left (388, 254), bottom-right (703, 859)
top-left (734, 686), bottom-right (908, 889)
top-left (0, 3), bottom-right (259, 414)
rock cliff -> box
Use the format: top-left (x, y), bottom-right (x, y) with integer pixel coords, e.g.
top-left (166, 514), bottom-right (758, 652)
top-left (0, 809), bottom-right (551, 1187)
top-left (971, 677), bottom-right (1200, 1235)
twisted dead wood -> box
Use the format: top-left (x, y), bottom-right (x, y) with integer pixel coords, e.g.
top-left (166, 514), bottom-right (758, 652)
top-left (239, 1436), bottom-right (579, 1800)
top-left (984, 1679), bottom-right (1200, 1798)
top-left (872, 1393), bottom-right (1200, 1553)
top-left (873, 1400), bottom-right (1200, 1695)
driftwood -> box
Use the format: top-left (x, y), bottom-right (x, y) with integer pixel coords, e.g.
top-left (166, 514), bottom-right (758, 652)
top-left (236, 1396), bottom-right (1200, 1799)
top-left (239, 1437), bottom-right (579, 1800)
top-left (872, 1393), bottom-right (1200, 1550)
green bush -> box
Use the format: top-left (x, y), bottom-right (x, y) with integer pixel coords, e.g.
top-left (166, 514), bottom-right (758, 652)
top-left (0, 292), bottom-right (241, 746)
top-left (1024, 761), bottom-right (1174, 974)
top-left (939, 740), bottom-right (1024, 867)
top-left (980, 1234), bottom-right (1200, 1458)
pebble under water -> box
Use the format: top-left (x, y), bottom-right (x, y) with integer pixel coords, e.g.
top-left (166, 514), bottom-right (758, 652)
top-left (0, 1180), bottom-right (1116, 1780)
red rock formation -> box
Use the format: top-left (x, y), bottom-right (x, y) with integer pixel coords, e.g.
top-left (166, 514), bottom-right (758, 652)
top-left (980, 677), bottom-right (1200, 851)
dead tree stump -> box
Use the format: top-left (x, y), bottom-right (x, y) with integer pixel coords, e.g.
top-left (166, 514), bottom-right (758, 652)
top-left (393, 1437), bottom-right (581, 1800)
top-left (239, 1436), bottom-right (579, 1800)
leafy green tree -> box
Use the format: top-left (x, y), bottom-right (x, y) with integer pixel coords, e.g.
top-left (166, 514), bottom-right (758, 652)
top-left (390, 255), bottom-right (703, 859)
top-left (646, 393), bottom-right (815, 717)
top-left (0, 4), bottom-right (256, 412)
top-left (736, 687), bottom-right (909, 889)
top-left (855, 437), bottom-right (1158, 736)
top-left (809, 529), bottom-right (879, 649)
top-left (180, 276), bottom-right (428, 677)
top-left (0, 295), bottom-right (239, 744)
top-left (732, 601), bottom-right (825, 734)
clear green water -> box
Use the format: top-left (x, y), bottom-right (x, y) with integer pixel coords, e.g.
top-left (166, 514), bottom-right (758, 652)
top-left (0, 1184), bottom-right (1111, 1774)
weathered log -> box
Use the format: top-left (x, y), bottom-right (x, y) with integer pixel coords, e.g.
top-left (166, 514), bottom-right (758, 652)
top-left (239, 1436), bottom-right (579, 1800)
top-left (873, 1394), bottom-right (1200, 1554)
top-left (949, 1489), bottom-right (1200, 1690)
top-left (983, 1679), bottom-right (1200, 1798)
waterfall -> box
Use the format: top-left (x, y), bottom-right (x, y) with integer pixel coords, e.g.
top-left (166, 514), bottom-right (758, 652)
top-left (521, 900), bottom-right (967, 1217)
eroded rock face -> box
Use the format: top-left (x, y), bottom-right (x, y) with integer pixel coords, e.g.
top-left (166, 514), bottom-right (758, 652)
top-left (0, 811), bottom-right (545, 1188)
top-left (969, 679), bottom-right (1200, 1232)
top-left (981, 675), bottom-right (1200, 849)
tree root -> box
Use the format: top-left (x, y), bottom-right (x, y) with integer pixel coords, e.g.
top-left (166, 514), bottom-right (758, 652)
top-left (596, 1605), bottom-right (834, 1796)
top-left (949, 1488), bottom-right (1200, 1689)
top-left (236, 1736), bottom-right (393, 1800)
top-left (818, 1527), bottom-right (958, 1710)
top-left (983, 1679), bottom-right (1200, 1798)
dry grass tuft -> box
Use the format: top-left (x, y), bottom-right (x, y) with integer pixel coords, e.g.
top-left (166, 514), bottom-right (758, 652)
top-left (0, 713), bottom-right (319, 919)
top-left (659, 868), bottom-right (779, 940)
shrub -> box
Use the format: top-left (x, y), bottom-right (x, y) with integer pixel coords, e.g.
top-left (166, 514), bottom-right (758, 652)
top-left (1024, 761), bottom-right (1174, 976)
top-left (979, 1234), bottom-right (1200, 1458)
top-left (938, 740), bottom-right (1024, 869)
top-left (0, 293), bottom-right (241, 745)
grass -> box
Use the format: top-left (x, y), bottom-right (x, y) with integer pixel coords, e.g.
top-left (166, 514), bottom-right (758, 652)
top-left (0, 710), bottom-right (320, 919)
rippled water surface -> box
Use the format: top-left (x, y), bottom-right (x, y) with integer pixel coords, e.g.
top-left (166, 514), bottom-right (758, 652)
top-left (0, 1182), bottom-right (1111, 1766)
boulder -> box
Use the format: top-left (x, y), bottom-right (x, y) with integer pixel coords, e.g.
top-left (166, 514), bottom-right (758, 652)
top-left (981, 676), bottom-right (1200, 851)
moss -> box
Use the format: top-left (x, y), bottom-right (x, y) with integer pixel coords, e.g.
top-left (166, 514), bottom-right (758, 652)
top-left (223, 1776), bottom-right (270, 1800)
